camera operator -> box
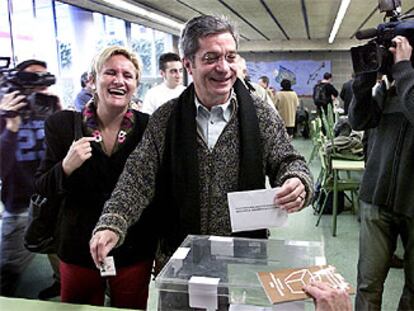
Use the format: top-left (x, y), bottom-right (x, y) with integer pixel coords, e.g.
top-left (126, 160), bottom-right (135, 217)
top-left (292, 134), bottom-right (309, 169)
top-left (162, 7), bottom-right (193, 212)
top-left (0, 59), bottom-right (61, 298)
top-left (349, 35), bottom-right (414, 310)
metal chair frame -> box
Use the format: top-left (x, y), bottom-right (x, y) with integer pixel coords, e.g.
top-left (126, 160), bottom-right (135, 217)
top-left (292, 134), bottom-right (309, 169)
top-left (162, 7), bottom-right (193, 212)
top-left (314, 105), bottom-right (365, 236)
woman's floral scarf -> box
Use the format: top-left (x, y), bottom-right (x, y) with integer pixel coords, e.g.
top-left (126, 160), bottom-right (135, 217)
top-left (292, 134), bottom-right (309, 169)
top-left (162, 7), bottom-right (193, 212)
top-left (82, 101), bottom-right (135, 153)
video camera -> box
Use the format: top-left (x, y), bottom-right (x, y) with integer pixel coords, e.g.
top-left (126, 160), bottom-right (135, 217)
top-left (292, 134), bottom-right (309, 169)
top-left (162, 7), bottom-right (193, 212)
top-left (351, 0), bottom-right (414, 76)
top-left (0, 57), bottom-right (59, 119)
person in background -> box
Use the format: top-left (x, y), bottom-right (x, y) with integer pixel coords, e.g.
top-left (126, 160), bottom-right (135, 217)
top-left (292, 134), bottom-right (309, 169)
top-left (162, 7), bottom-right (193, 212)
top-left (74, 71), bottom-right (94, 112)
top-left (141, 52), bottom-right (186, 115)
top-left (275, 79), bottom-right (300, 137)
top-left (259, 75), bottom-right (277, 105)
top-left (34, 46), bottom-right (157, 309)
top-left (313, 72), bottom-right (339, 117)
top-left (90, 14), bottom-right (312, 280)
top-left (364, 73), bottom-right (404, 271)
top-left (269, 85), bottom-right (277, 97)
top-left (236, 56), bottom-right (276, 111)
top-left (258, 75), bottom-right (270, 90)
top-left (349, 35), bottom-right (414, 310)
top-left (0, 59), bottom-right (61, 298)
top-left (339, 73), bottom-right (354, 115)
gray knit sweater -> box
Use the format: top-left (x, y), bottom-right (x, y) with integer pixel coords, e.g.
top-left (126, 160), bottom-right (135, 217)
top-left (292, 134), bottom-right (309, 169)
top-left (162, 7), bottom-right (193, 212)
top-left (94, 90), bottom-right (313, 262)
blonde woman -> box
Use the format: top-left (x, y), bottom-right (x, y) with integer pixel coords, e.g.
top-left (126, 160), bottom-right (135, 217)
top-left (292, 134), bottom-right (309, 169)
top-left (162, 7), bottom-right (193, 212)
top-left (34, 46), bottom-right (157, 308)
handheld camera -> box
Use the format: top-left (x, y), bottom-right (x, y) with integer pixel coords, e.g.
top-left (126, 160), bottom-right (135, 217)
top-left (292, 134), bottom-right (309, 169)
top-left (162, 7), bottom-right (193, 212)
top-left (0, 57), bottom-right (59, 119)
top-left (351, 0), bottom-right (414, 76)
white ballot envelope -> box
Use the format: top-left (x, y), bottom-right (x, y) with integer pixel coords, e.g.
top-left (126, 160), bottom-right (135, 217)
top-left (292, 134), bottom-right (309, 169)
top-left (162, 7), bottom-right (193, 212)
top-left (227, 188), bottom-right (288, 232)
top-left (100, 256), bottom-right (116, 277)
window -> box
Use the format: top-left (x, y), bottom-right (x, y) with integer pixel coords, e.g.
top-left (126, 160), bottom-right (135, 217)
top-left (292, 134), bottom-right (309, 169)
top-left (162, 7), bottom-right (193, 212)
top-left (9, 0), bottom-right (36, 63)
top-left (3, 0), bottom-right (175, 107)
top-left (0, 0), bottom-right (12, 59)
top-left (34, 0), bottom-right (58, 74)
top-left (130, 24), bottom-right (173, 100)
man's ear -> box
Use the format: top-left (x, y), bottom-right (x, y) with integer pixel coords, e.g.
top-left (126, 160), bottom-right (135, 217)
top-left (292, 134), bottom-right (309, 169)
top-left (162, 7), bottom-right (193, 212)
top-left (183, 58), bottom-right (193, 75)
top-left (160, 69), bottom-right (166, 78)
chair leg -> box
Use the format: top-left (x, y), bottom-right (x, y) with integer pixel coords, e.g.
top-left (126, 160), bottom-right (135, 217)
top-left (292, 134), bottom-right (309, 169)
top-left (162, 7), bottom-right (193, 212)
top-left (308, 145), bottom-right (317, 164)
top-left (352, 189), bottom-right (360, 214)
top-left (312, 190), bottom-right (322, 215)
top-left (332, 170), bottom-right (338, 237)
top-left (345, 171), bottom-right (356, 214)
top-left (350, 190), bottom-right (355, 214)
top-left (343, 192), bottom-right (352, 205)
top-left (316, 190), bottom-right (330, 226)
top-left (315, 169), bottom-right (324, 187)
top-left (312, 170), bottom-right (325, 214)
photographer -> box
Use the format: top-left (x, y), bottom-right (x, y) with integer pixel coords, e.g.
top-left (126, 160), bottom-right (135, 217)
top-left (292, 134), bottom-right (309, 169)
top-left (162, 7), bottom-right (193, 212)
top-left (0, 59), bottom-right (61, 298)
top-left (349, 35), bottom-right (414, 310)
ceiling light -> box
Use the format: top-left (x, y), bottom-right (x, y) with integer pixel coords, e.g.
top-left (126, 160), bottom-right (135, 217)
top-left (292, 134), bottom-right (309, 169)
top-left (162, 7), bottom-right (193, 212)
top-left (329, 0), bottom-right (351, 44)
top-left (101, 0), bottom-right (184, 31)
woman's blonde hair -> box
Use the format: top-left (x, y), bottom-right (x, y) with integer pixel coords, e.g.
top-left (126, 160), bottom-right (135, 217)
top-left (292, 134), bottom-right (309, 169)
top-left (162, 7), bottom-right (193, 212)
top-left (90, 46), bottom-right (141, 85)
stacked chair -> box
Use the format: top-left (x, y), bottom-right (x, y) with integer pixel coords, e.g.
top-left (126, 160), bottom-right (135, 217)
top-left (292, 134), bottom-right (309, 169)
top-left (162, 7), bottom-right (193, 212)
top-left (312, 105), bottom-right (365, 236)
top-left (308, 117), bottom-right (323, 164)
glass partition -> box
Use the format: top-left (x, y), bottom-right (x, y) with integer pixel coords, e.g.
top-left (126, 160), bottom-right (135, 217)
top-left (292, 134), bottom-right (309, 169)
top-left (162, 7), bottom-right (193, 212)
top-left (0, 0), bottom-right (12, 59)
top-left (3, 0), bottom-right (175, 108)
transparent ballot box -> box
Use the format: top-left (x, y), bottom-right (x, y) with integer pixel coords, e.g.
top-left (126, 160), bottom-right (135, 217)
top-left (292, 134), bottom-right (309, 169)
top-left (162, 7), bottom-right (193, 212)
top-left (155, 235), bottom-right (326, 311)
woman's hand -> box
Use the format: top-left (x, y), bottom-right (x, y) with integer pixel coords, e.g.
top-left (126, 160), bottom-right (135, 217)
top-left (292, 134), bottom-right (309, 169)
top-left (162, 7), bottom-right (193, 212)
top-left (89, 230), bottom-right (120, 268)
top-left (0, 91), bottom-right (27, 132)
top-left (62, 137), bottom-right (95, 176)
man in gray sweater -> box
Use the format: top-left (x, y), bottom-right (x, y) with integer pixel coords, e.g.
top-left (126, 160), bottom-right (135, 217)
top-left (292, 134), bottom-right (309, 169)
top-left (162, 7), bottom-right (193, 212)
top-left (89, 15), bottom-right (313, 273)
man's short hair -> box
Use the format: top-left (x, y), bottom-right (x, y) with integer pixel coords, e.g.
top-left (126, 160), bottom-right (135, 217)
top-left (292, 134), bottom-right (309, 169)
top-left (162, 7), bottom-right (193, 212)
top-left (159, 53), bottom-right (181, 71)
top-left (259, 76), bottom-right (269, 85)
top-left (15, 59), bottom-right (47, 72)
top-left (323, 72), bottom-right (332, 80)
top-left (179, 15), bottom-right (239, 61)
top-left (80, 72), bottom-right (89, 88)
top-left (280, 79), bottom-right (291, 91)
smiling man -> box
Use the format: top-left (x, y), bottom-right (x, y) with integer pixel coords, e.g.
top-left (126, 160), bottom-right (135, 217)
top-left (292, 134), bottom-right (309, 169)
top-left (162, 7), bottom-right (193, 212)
top-left (90, 15), bottom-right (313, 274)
top-left (141, 52), bottom-right (186, 115)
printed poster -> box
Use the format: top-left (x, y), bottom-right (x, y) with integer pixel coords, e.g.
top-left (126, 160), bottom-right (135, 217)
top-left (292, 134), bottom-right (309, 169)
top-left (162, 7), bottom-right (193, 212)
top-left (247, 60), bottom-right (331, 96)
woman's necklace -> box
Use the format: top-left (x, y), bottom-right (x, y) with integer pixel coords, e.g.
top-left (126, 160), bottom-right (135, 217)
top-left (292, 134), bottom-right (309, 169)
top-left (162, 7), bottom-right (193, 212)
top-left (82, 102), bottom-right (135, 153)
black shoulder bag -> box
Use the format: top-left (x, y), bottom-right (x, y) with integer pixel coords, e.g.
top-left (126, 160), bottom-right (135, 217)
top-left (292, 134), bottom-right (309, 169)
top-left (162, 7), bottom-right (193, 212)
top-left (24, 112), bottom-right (83, 254)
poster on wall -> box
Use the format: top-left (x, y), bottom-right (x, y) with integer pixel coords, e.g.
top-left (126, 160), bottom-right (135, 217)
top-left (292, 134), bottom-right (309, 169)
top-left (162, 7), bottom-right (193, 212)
top-left (246, 60), bottom-right (331, 96)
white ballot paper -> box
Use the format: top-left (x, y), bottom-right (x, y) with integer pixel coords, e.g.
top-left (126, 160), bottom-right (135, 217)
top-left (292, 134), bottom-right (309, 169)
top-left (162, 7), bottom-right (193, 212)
top-left (228, 188), bottom-right (288, 232)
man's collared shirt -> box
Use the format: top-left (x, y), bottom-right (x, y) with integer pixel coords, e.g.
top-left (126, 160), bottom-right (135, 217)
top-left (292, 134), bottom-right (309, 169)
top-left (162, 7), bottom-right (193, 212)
top-left (195, 91), bottom-right (236, 150)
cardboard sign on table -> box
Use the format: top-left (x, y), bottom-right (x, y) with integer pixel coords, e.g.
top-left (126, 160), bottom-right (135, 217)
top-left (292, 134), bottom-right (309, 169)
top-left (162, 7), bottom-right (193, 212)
top-left (257, 265), bottom-right (354, 304)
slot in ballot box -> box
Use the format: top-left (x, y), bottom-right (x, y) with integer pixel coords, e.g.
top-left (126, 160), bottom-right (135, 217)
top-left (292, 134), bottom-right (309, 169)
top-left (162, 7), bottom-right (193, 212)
top-left (155, 235), bottom-right (326, 311)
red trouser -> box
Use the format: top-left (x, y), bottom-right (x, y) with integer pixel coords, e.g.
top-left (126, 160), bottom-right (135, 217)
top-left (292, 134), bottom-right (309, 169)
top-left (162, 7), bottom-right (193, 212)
top-left (60, 259), bottom-right (153, 309)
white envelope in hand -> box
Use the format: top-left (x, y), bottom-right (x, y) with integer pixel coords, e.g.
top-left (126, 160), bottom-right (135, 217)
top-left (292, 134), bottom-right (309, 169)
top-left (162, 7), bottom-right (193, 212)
top-left (227, 188), bottom-right (288, 232)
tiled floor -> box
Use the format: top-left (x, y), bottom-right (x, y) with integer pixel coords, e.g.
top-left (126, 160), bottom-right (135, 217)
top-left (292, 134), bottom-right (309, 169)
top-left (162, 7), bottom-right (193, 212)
top-left (2, 137), bottom-right (404, 310)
